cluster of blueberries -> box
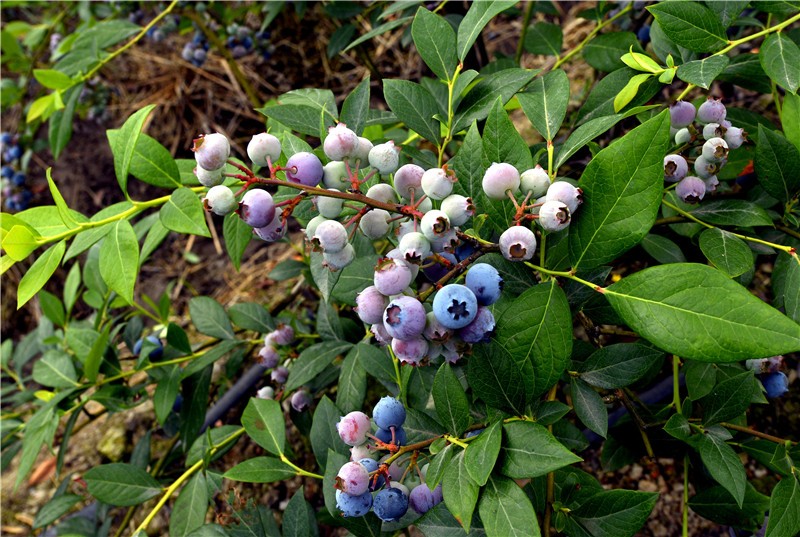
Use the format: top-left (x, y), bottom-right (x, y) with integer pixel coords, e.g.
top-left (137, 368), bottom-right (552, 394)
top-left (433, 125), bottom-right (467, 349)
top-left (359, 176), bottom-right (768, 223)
top-left (252, 324), bottom-right (314, 412)
top-left (181, 32), bottom-right (211, 68)
top-left (225, 23), bottom-right (275, 60)
top-left (665, 97), bottom-right (747, 204)
top-left (1, 133), bottom-right (32, 212)
top-left (747, 356), bottom-right (791, 399)
top-left (334, 397), bottom-right (443, 520)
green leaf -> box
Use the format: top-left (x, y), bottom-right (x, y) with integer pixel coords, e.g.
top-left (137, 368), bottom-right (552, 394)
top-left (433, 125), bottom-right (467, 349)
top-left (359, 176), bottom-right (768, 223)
top-left (17, 239), bottom-right (66, 309)
top-left (180, 365), bottom-right (212, 446)
top-left (464, 420), bottom-right (502, 486)
top-left (284, 487), bottom-right (317, 537)
top-left (555, 113), bottom-right (626, 169)
top-left (39, 290), bottom-right (65, 326)
top-left (782, 254), bottom-right (800, 323)
top-left (170, 472), bottom-right (208, 537)
top-left (689, 199), bottom-right (774, 227)
top-left (416, 503), bottom-right (487, 536)
top-left (383, 79), bottom-right (441, 143)
top-left (696, 431), bottom-right (746, 508)
top-left (343, 16), bottom-right (413, 52)
top-left (583, 32), bottom-right (644, 72)
top-left (576, 68), bottom-right (662, 125)
top-left (698, 228), bottom-right (752, 277)
top-left (33, 493), bottom-right (82, 529)
top-left (127, 133), bottom-right (182, 188)
top-left (524, 21), bottom-right (562, 56)
top-left (223, 457), bottom-right (296, 483)
top-left (433, 363), bottom-right (471, 436)
top-left (310, 251), bottom-right (340, 303)
top-left (496, 281), bottom-right (572, 397)
top-left (189, 297), bottom-right (234, 339)
top-left (99, 220), bottom-right (139, 304)
top-left (570, 377), bottom-right (608, 438)
top-left (65, 202), bottom-right (133, 261)
top-left (451, 121), bottom-right (484, 201)
top-left (84, 463), bottom-right (162, 506)
top-left (154, 365), bottom-right (181, 425)
top-left (690, 483), bottom-right (770, 531)
top-left (285, 341), bottom-right (352, 392)
top-left (647, 2), bottom-right (727, 52)
top-left (340, 76), bottom-right (370, 136)
top-left (241, 398), bottom-right (285, 456)
top-left (755, 125), bottom-right (800, 203)
top-left (442, 450), bottom-right (479, 531)
top-left (310, 397), bottom-right (350, 469)
top-left (108, 105), bottom-right (155, 196)
top-left (518, 69), bottom-right (569, 142)
top-left (640, 233), bottom-right (686, 264)
top-left (48, 83), bottom-right (82, 160)
top-left (32, 350), bottom-right (78, 389)
top-left (613, 73), bottom-right (652, 113)
top-left (336, 343), bottom-right (368, 412)
top-left (468, 341), bottom-right (527, 414)
top-left (699, 371), bottom-right (755, 425)
top-left (569, 110), bottom-right (671, 269)
top-left (706, 0), bottom-right (749, 27)
top-left (453, 68), bottom-right (539, 133)
top-left (15, 405), bottom-right (59, 489)
top-left (677, 55), bottom-right (730, 89)
top-left (185, 425), bottom-right (242, 467)
top-left (579, 343), bottom-right (663, 389)
top-left (765, 473), bottom-right (800, 537)
top-left (228, 302), bottom-right (273, 333)
top-left (782, 92), bottom-right (800, 152)
top-left (457, 0), bottom-right (517, 62)
top-left (760, 33), bottom-right (800, 94)
top-left (606, 263), bottom-right (800, 361)
top-left (182, 340), bottom-right (241, 379)
top-left (412, 7), bottom-right (457, 82)
top-left (259, 103), bottom-right (331, 138)
top-left (500, 421), bottom-right (582, 478)
top-left (159, 187), bottom-right (210, 237)
top-left (72, 19), bottom-right (140, 51)
top-left (26, 93), bottom-right (60, 123)
top-left (568, 489), bottom-right (658, 537)
top-left (479, 475), bottom-right (541, 537)
top-left (222, 212), bottom-right (252, 271)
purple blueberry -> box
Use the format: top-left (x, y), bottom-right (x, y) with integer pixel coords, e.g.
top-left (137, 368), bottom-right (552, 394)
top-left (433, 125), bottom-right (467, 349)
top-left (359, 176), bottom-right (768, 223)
top-left (375, 425), bottom-right (407, 446)
top-left (373, 396), bottom-right (406, 429)
top-left (383, 296), bottom-right (427, 341)
top-left (257, 345), bottom-right (280, 368)
top-left (459, 306), bottom-right (496, 343)
top-left (423, 311), bottom-right (453, 343)
top-left (697, 97), bottom-right (726, 125)
top-left (285, 152), bottom-right (323, 187)
top-left (391, 337), bottom-right (428, 365)
top-left (482, 162), bottom-right (520, 200)
top-left (271, 324), bottom-right (294, 345)
top-left (704, 175), bottom-right (719, 193)
top-left (270, 366), bottom-right (289, 384)
top-left (760, 372), bottom-right (789, 399)
top-left (240, 189), bottom-right (276, 228)
top-left (373, 258), bottom-right (414, 296)
top-left (393, 164), bottom-right (424, 200)
top-left (664, 155), bottom-right (688, 183)
top-left (337, 411), bottom-right (371, 446)
top-left (432, 284), bottom-right (478, 330)
top-left (356, 286), bottom-right (389, 325)
top-left (465, 263), bottom-right (503, 306)
top-left (290, 389), bottom-right (312, 412)
top-left (193, 133), bottom-right (230, 171)
top-left (373, 487), bottom-right (409, 522)
top-left (335, 489), bottom-right (373, 517)
top-left (371, 323), bottom-right (392, 346)
top-left (409, 484), bottom-right (442, 514)
top-left (669, 101), bottom-right (696, 128)
top-left (499, 226), bottom-right (537, 260)
top-left (676, 176), bottom-right (706, 204)
top-left (254, 208), bottom-right (286, 242)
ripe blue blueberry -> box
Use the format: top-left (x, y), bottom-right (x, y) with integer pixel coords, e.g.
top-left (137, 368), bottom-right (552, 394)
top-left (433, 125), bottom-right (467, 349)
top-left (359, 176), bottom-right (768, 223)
top-left (676, 176), bottom-right (706, 204)
top-left (356, 286), bottom-right (389, 325)
top-left (204, 185), bottom-right (238, 216)
top-left (669, 101), bottom-right (696, 128)
top-left (441, 194), bottom-right (475, 227)
top-left (393, 164), bottom-right (424, 200)
top-left (499, 226), bottom-right (537, 260)
top-left (240, 189), bottom-right (276, 228)
top-left (433, 284), bottom-right (478, 329)
top-left (373, 396), bottom-right (406, 429)
top-left (312, 220), bottom-right (348, 253)
top-left (538, 201), bottom-right (571, 232)
top-left (373, 487), bottom-right (409, 522)
top-left (760, 372), bottom-right (789, 399)
top-left (247, 132), bottom-right (281, 167)
top-left (520, 165), bottom-right (550, 198)
top-left (324, 123), bottom-right (359, 161)
top-left (482, 162), bottom-right (520, 200)
top-left (421, 167), bottom-right (455, 200)
top-left (375, 425), bottom-right (408, 446)
top-left (459, 306), bottom-right (496, 343)
top-left (285, 152), bottom-right (324, 187)
top-left (335, 490), bottom-right (373, 517)
top-left (383, 296), bottom-right (427, 341)
top-left (664, 155), bottom-right (688, 183)
top-left (337, 411), bottom-right (371, 446)
top-left (133, 335), bottom-right (163, 359)
top-left (193, 133), bottom-right (230, 171)
top-left (465, 263), bottom-right (503, 306)
top-left (358, 458), bottom-right (385, 491)
top-left (368, 141), bottom-right (400, 174)
top-left (373, 258), bottom-right (414, 296)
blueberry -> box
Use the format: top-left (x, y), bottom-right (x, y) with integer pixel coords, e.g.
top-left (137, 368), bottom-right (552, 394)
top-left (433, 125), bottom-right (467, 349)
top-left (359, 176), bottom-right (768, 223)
top-left (441, 194), bottom-right (475, 227)
top-left (760, 372), bottom-right (789, 399)
top-left (459, 306), bottom-right (496, 343)
top-left (366, 182), bottom-right (398, 204)
top-left (240, 189), bottom-right (276, 228)
top-left (702, 123), bottom-right (726, 141)
top-left (335, 489), bottom-right (373, 517)
top-left (669, 101), bottom-right (696, 128)
top-left (359, 209), bottom-right (392, 239)
top-left (383, 296), bottom-right (427, 341)
top-left (356, 286), bottom-right (390, 325)
top-left (5, 145), bottom-right (21, 161)
top-left (391, 337), bottom-right (428, 365)
top-left (359, 458), bottom-right (385, 491)
top-left (193, 133), bottom-right (230, 171)
top-left (337, 411), bottom-right (371, 446)
top-left (322, 161), bottom-right (350, 190)
top-left (499, 225), bottom-right (537, 260)
top-left (664, 155), bottom-right (688, 183)
top-left (247, 132), bottom-right (281, 167)
top-left (323, 243), bottom-right (356, 271)
top-left (285, 152), bottom-right (323, 187)
top-left (311, 219), bottom-right (348, 253)
top-left (133, 335), bottom-right (163, 359)
top-left (520, 165), bottom-right (550, 198)
top-left (409, 484), bottom-right (440, 514)
top-left (351, 444), bottom-right (374, 461)
top-left (724, 126), bottom-right (746, 149)
top-left (315, 189), bottom-right (345, 218)
top-left (674, 127), bottom-right (692, 145)
top-left (0, 133), bottom-right (12, 145)
top-left (545, 181), bottom-right (583, 215)
top-left (12, 172), bottom-right (25, 186)
top-left (465, 428), bottom-right (484, 438)
top-left (353, 137), bottom-right (373, 163)
top-left (637, 24), bottom-right (651, 43)
top-left (676, 176), bottom-right (706, 204)
top-left (336, 461), bottom-right (371, 495)
top-left (432, 284), bottom-right (478, 329)
top-left (399, 232), bottom-right (432, 265)
top-left (194, 165), bottom-right (224, 187)
top-left (324, 123), bottom-right (359, 161)
top-left (371, 323), bottom-right (392, 346)
top-left (702, 137), bottom-right (729, 163)
top-left (423, 311), bottom-right (453, 343)
top-left (697, 97), bottom-right (726, 125)
top-left (421, 167), bottom-right (455, 200)
top-left (482, 162), bottom-right (521, 200)
top-left (373, 396), bottom-right (406, 429)
top-left (271, 324), bottom-right (295, 345)
top-left (257, 345), bottom-right (280, 368)
top-left (422, 251), bottom-right (457, 282)
top-left (694, 155), bottom-right (721, 179)
top-left (420, 210), bottom-right (451, 242)
top-left (375, 425), bottom-right (408, 446)
top-left (538, 201), bottom-right (571, 232)
top-left (271, 366), bottom-right (289, 384)
top-left (254, 208), bottom-right (286, 242)
top-left (257, 386), bottom-right (274, 399)
top-left (290, 389), bottom-right (312, 412)
top-left (368, 141), bottom-right (400, 175)
top-left (704, 175), bottom-right (719, 193)
top-left (393, 164), bottom-right (424, 200)
top-left (465, 263), bottom-right (503, 306)
top-left (0, 165), bottom-right (13, 178)
top-left (373, 258), bottom-right (414, 296)
top-left (373, 487), bottom-right (409, 522)
top-left (204, 185), bottom-right (238, 216)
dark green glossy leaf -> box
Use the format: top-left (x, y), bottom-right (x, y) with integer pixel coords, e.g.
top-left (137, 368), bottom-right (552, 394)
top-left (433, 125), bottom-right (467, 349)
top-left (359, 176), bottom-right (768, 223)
top-left (570, 377), bottom-right (608, 438)
top-left (223, 457), bottom-right (296, 483)
top-left (335, 343), bottom-right (368, 412)
top-left (286, 341), bottom-right (352, 392)
top-left (283, 487), bottom-right (317, 537)
top-left (696, 431), bottom-right (746, 508)
top-left (160, 187), bottom-right (210, 237)
top-left (241, 398), bottom-right (285, 456)
top-left (442, 450), bottom-right (479, 531)
top-left (676, 55), bottom-right (730, 89)
top-left (760, 33), bottom-right (800, 94)
top-left (647, 2), bottom-right (727, 52)
top-left (468, 341), bottom-right (527, 414)
top-left (456, 0), bottom-right (516, 62)
top-left (689, 199), bottom-right (773, 227)
top-left (700, 371), bottom-right (755, 425)
top-left (108, 105), bottom-right (155, 196)
top-left (579, 343), bottom-right (663, 389)
top-left (479, 475), bottom-right (541, 537)
top-left (340, 76), bottom-right (370, 136)
top-left (384, 79), bottom-right (441, 143)
top-left (640, 233), bottom-right (686, 264)
top-left (568, 489), bottom-right (658, 537)
top-left (755, 125), bottom-right (800, 203)
top-left (433, 363), bottom-right (470, 436)
top-left (170, 472), bottom-right (208, 537)
top-left (500, 421), bottom-right (582, 479)
top-left (524, 21), bottom-right (562, 56)
top-left (453, 68), bottom-right (539, 133)
top-left (698, 228), bottom-right (752, 277)
top-left (518, 69), bottom-right (569, 142)
top-left (99, 220), bottom-right (139, 304)
top-left (84, 463), bottom-right (162, 506)
top-left (412, 7), bottom-right (457, 82)
top-left (310, 396), bottom-right (350, 470)
top-left (464, 420), bottom-right (502, 486)
top-left (583, 32), bottom-right (643, 72)
top-left (764, 473), bottom-right (800, 537)
top-left (189, 297), bottom-right (234, 339)
top-left (222, 213), bottom-right (252, 271)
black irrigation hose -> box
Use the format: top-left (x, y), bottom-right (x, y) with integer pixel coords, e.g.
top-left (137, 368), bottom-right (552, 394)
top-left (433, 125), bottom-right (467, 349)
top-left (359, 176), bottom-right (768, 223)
top-left (201, 364), bottom-right (267, 433)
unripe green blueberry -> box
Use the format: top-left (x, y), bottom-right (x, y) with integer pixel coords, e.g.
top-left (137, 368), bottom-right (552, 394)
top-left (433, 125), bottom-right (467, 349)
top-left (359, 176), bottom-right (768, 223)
top-left (702, 123), bottom-right (726, 141)
top-left (674, 127), bottom-right (692, 145)
top-left (247, 132), bottom-right (281, 167)
top-left (393, 164), bottom-right (424, 200)
top-left (417, 196), bottom-right (433, 212)
top-left (520, 165), bottom-right (550, 198)
top-left (399, 232), bottom-right (432, 265)
top-left (323, 161), bottom-right (350, 190)
top-left (359, 209), bottom-right (392, 239)
top-left (538, 200), bottom-right (571, 232)
top-left (305, 215), bottom-right (328, 241)
top-left (420, 210), bottom-right (450, 242)
top-left (312, 219), bottom-right (348, 253)
top-left (366, 183), bottom-right (398, 204)
top-left (441, 194), bottom-right (475, 226)
top-left (204, 185), bottom-right (237, 215)
top-left (724, 126), bottom-right (746, 149)
top-left (694, 154), bottom-right (721, 179)
top-left (368, 141), bottom-right (400, 175)
top-left (353, 137), bottom-right (373, 163)
top-left (315, 189), bottom-right (345, 218)
top-left (193, 132), bottom-right (230, 171)
top-left (324, 123), bottom-right (359, 161)
top-left (421, 168), bottom-right (455, 200)
top-left (482, 162), bottom-right (520, 200)
top-left (324, 243), bottom-right (356, 271)
top-left (702, 137), bottom-right (729, 162)
top-left (194, 165), bottom-right (224, 187)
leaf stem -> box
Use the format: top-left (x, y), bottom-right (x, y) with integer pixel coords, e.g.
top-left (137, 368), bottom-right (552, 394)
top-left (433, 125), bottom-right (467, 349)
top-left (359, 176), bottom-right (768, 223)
top-left (682, 455), bottom-right (689, 537)
top-left (515, 1), bottom-right (536, 64)
top-left (720, 422), bottom-right (797, 445)
top-left (672, 356), bottom-right (682, 414)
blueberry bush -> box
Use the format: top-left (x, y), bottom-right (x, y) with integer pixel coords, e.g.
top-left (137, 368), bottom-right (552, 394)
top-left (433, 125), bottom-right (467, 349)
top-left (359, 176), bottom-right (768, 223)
top-left (2, 1), bottom-right (800, 536)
